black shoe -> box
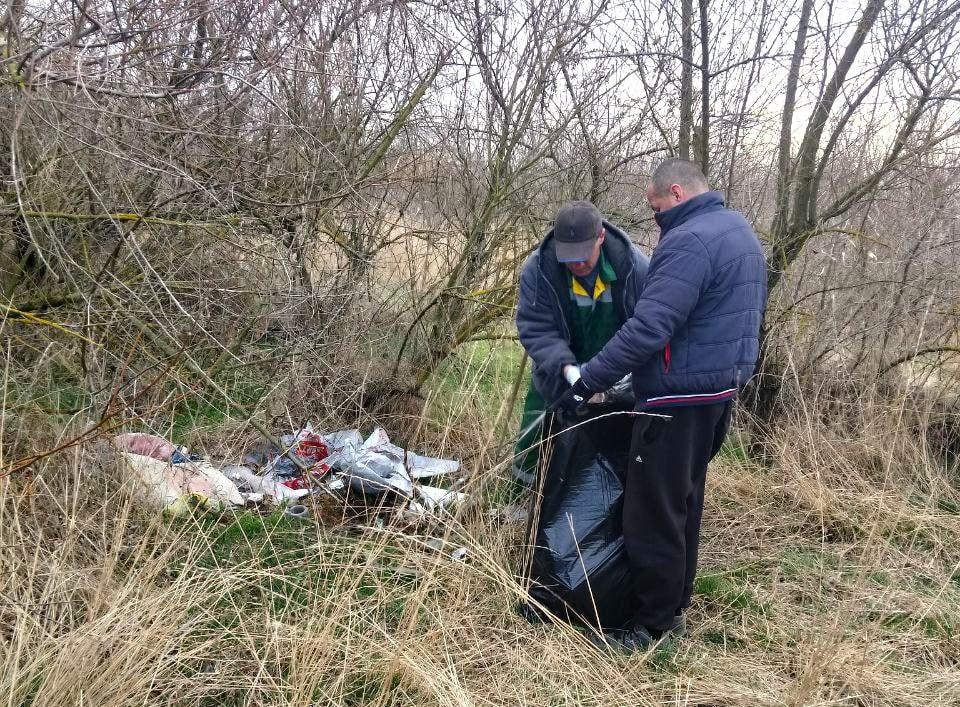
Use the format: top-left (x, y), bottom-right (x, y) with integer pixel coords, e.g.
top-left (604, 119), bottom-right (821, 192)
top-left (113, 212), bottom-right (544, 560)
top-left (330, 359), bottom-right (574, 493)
top-left (617, 624), bottom-right (658, 651)
top-left (586, 624), bottom-right (657, 653)
top-left (669, 612), bottom-right (687, 637)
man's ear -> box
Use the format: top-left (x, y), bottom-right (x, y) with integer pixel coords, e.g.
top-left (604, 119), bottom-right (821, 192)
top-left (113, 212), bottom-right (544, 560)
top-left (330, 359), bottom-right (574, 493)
top-left (597, 229), bottom-right (606, 245)
top-left (670, 184), bottom-right (684, 201)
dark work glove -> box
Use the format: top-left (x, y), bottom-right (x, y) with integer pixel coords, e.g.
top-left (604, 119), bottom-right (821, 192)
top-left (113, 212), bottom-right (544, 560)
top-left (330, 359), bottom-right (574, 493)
top-left (553, 377), bottom-right (594, 414)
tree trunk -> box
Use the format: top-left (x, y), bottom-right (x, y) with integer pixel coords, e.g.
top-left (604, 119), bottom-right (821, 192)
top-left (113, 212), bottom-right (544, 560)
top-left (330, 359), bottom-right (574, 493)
top-left (773, 0), bottom-right (883, 292)
top-left (698, 0), bottom-right (710, 176)
top-left (679, 0), bottom-right (694, 159)
top-left (751, 0), bottom-right (881, 433)
top-left (770, 0), bottom-right (813, 253)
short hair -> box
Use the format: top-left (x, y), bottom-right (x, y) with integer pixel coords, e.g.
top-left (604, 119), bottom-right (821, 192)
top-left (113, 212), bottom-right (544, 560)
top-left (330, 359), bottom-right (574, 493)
top-left (651, 158), bottom-right (709, 196)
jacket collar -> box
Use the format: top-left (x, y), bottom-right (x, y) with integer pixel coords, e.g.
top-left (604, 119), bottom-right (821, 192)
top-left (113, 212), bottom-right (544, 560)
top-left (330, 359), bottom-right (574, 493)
top-left (654, 190), bottom-right (725, 235)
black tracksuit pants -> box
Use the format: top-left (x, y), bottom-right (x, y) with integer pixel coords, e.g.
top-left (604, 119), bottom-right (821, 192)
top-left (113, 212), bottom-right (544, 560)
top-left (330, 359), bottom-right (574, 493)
top-left (623, 401), bottom-right (732, 633)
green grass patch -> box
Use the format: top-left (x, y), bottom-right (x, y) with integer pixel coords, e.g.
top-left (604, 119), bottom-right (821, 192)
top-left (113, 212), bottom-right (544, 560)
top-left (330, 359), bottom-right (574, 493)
top-left (879, 611), bottom-right (958, 640)
top-left (170, 375), bottom-right (266, 438)
top-left (936, 495), bottom-right (960, 514)
top-left (171, 510), bottom-right (418, 626)
top-left (717, 432), bottom-right (753, 466)
top-left (869, 569), bottom-right (891, 586)
top-left (695, 569), bottom-right (769, 618)
top-left (701, 627), bottom-right (741, 647)
top-left (427, 339), bottom-right (526, 426)
top-left (779, 546), bottom-right (838, 579)
top-left (7, 359), bottom-right (90, 415)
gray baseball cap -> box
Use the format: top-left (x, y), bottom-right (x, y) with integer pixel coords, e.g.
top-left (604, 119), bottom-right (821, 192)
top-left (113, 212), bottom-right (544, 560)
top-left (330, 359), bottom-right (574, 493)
top-left (553, 201), bottom-right (602, 263)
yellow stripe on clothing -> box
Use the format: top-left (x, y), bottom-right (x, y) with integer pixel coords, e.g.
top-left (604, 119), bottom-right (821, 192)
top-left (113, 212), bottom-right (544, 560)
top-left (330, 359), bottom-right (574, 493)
top-left (571, 277), bottom-right (607, 300)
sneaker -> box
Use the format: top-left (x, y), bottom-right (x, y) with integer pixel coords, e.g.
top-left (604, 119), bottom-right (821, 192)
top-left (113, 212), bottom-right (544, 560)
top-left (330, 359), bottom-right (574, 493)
top-left (617, 624), bottom-right (658, 651)
top-left (586, 624), bottom-right (657, 653)
top-left (669, 612), bottom-right (687, 637)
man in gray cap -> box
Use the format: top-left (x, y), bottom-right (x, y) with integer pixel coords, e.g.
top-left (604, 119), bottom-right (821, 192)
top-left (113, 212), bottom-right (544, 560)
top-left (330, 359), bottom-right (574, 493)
top-left (513, 201), bottom-right (649, 483)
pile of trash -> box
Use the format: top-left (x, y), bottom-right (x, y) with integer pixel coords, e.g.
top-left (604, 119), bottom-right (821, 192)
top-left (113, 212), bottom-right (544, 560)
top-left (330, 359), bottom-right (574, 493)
top-left (112, 425), bottom-right (466, 522)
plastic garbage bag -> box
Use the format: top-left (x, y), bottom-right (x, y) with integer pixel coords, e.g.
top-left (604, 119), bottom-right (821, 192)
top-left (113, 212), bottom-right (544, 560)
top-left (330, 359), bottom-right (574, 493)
top-left (340, 450), bottom-right (413, 497)
top-left (316, 427), bottom-right (412, 497)
top-left (120, 452), bottom-right (244, 516)
top-left (331, 428), bottom-right (459, 480)
top-left (524, 407), bottom-right (635, 630)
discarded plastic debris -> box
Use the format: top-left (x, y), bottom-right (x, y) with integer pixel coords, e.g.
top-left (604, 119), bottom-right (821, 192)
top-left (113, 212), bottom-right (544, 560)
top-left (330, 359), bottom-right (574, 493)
top-left (284, 504), bottom-right (309, 520)
top-left (346, 454), bottom-right (412, 496)
top-left (263, 452), bottom-right (309, 479)
top-left (280, 425), bottom-right (330, 463)
top-left (113, 424), bottom-right (464, 522)
top-left (119, 452), bottom-right (243, 516)
top-left (319, 427), bottom-right (461, 504)
top-left (323, 429), bottom-right (363, 454)
top-left (264, 462), bottom-right (329, 492)
top-left (170, 448), bottom-right (202, 464)
top-left (357, 428), bottom-right (460, 479)
top-left (221, 464), bottom-right (309, 502)
top-left (398, 485), bottom-right (468, 522)
top-left (255, 424), bottom-right (333, 494)
top-left (406, 454), bottom-right (460, 479)
top-left (490, 503), bottom-right (529, 525)
top-left (323, 442), bottom-right (413, 497)
top-left (242, 441), bottom-right (279, 469)
top-left (423, 538), bottom-right (469, 562)
top-left (416, 485), bottom-right (467, 511)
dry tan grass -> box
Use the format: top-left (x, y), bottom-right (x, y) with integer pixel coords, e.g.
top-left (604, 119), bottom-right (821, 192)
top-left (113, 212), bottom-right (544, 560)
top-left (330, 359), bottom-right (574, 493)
top-left (3, 376), bottom-right (960, 706)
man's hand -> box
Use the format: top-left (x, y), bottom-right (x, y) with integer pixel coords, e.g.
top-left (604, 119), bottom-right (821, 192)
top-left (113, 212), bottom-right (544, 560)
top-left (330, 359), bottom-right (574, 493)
top-left (554, 377), bottom-right (594, 414)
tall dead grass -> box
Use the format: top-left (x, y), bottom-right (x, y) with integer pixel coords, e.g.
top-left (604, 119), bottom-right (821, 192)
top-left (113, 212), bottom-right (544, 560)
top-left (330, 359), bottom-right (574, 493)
top-left (3, 355), bottom-right (960, 706)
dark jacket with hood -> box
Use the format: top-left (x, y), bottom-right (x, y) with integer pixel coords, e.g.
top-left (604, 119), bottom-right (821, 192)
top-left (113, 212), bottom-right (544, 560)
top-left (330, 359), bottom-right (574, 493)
top-left (580, 191), bottom-right (767, 407)
top-left (516, 221), bottom-right (650, 405)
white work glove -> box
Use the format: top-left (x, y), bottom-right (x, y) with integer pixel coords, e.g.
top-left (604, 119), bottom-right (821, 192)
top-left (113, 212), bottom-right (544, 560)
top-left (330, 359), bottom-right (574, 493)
top-left (562, 364), bottom-right (581, 386)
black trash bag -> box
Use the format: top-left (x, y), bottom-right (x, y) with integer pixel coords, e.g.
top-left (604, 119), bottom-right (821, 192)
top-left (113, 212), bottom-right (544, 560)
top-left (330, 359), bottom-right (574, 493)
top-left (523, 407), bottom-right (635, 630)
